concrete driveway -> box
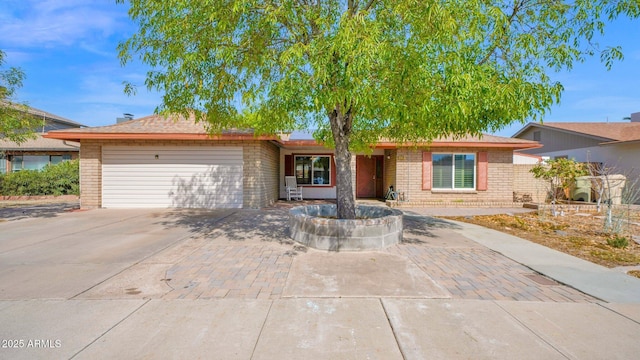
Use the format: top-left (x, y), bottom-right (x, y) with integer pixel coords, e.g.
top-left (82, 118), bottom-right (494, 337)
top-left (0, 208), bottom-right (237, 299)
top-left (1, 205), bottom-right (639, 359)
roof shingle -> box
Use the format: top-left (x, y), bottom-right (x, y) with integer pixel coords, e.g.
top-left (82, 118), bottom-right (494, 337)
top-left (537, 122), bottom-right (640, 142)
top-left (0, 134), bottom-right (79, 151)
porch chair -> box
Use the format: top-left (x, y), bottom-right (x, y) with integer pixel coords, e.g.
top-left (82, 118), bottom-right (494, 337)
top-left (285, 176), bottom-right (303, 201)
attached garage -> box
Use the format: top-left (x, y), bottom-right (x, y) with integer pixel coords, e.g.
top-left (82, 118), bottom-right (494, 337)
top-left (102, 146), bottom-right (243, 208)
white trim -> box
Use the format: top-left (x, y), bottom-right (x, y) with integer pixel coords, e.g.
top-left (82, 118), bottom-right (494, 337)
top-left (294, 154), bottom-right (332, 187)
top-left (432, 152), bottom-right (477, 190)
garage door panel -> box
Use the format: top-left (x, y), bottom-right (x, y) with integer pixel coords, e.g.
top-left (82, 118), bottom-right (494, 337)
top-left (103, 160), bottom-right (242, 166)
top-left (102, 171), bottom-right (244, 182)
top-left (102, 146), bottom-right (243, 209)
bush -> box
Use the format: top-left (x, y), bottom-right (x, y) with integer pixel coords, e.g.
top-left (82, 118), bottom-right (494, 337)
top-left (0, 159), bottom-right (79, 196)
top-left (607, 236), bottom-right (629, 249)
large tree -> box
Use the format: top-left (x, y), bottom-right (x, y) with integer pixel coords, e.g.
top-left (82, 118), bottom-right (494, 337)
top-left (0, 50), bottom-right (39, 144)
top-left (118, 0), bottom-right (639, 219)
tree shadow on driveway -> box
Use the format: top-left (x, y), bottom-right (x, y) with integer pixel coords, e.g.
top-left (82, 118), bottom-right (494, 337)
top-left (400, 211), bottom-right (463, 244)
top-left (156, 208), bottom-right (292, 244)
top-left (154, 206), bottom-right (464, 247)
top-left (0, 201), bottom-right (80, 222)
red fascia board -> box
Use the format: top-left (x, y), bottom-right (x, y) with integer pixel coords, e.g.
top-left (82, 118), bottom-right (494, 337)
top-left (282, 139), bottom-right (541, 150)
top-left (282, 139), bottom-right (325, 147)
top-left (43, 132), bottom-right (282, 142)
top-left (374, 141), bottom-right (542, 150)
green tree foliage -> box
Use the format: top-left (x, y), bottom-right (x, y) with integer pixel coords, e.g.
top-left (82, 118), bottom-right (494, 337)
top-left (0, 160), bottom-right (79, 196)
top-left (117, 0), bottom-right (639, 218)
top-left (530, 158), bottom-right (589, 202)
top-left (0, 50), bottom-right (40, 144)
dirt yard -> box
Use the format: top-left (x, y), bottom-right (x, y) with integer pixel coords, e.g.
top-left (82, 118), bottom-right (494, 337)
top-left (446, 206), bottom-right (640, 278)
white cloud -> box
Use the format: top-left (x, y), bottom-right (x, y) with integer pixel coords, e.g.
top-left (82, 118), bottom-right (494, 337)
top-left (552, 74), bottom-right (597, 92)
top-left (79, 41), bottom-right (116, 58)
top-left (77, 73), bottom-right (160, 108)
top-left (0, 0), bottom-right (127, 49)
top-left (1, 50), bottom-right (32, 64)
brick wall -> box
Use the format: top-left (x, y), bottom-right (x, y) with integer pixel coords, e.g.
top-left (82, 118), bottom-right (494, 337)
top-left (242, 141), bottom-right (279, 208)
top-left (513, 164), bottom-right (548, 203)
top-left (79, 141), bottom-right (102, 208)
top-left (393, 147), bottom-right (514, 203)
top-left (383, 149), bottom-right (397, 196)
top-left (78, 139), bottom-right (279, 209)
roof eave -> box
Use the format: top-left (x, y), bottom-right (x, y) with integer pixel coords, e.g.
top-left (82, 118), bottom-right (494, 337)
top-left (599, 139), bottom-right (640, 146)
top-left (511, 122), bottom-right (540, 138)
top-left (43, 133), bottom-right (541, 150)
top-left (282, 140), bottom-right (326, 147)
top-left (374, 141), bottom-right (542, 150)
top-left (2, 147), bottom-right (79, 152)
top-left (43, 132), bottom-right (281, 142)
top-left (515, 122), bottom-right (618, 142)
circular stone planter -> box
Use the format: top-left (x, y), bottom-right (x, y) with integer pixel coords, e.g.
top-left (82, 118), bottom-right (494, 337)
top-left (288, 205), bottom-right (403, 251)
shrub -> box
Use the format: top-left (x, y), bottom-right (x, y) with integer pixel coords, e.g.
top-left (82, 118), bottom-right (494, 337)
top-left (0, 159), bottom-right (79, 196)
top-left (607, 236), bottom-right (629, 249)
top-left (530, 158), bottom-right (588, 202)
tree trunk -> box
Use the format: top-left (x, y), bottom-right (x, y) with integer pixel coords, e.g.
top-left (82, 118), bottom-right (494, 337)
top-left (329, 105), bottom-right (356, 219)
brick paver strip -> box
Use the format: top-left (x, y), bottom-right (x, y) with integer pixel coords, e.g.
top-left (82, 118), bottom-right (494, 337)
top-left (163, 244), bottom-right (294, 300)
top-left (386, 244), bottom-right (594, 302)
top-left (157, 206), bottom-right (595, 302)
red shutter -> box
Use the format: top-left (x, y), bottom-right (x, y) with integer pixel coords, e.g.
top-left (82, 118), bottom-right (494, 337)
top-left (285, 155), bottom-right (293, 176)
top-left (422, 152), bottom-right (432, 190)
top-left (477, 151), bottom-right (488, 191)
top-left (331, 156), bottom-right (337, 186)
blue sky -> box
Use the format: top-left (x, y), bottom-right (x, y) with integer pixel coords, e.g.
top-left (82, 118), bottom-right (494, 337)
top-left (1, 1), bottom-right (639, 137)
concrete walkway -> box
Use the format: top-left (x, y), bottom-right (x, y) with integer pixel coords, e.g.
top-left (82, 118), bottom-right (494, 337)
top-left (0, 204), bottom-right (639, 359)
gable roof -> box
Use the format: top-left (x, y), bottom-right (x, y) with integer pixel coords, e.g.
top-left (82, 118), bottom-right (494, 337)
top-left (513, 122), bottom-right (640, 144)
top-left (44, 113), bottom-right (540, 149)
top-left (0, 134), bottom-right (79, 151)
top-left (1, 102), bottom-right (85, 129)
top-left (44, 114), bottom-right (278, 141)
top-left (25, 105), bottom-right (85, 128)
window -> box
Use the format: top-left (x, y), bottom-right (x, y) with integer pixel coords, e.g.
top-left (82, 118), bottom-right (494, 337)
top-left (50, 154), bottom-right (72, 165)
top-left (533, 131), bottom-right (541, 141)
top-left (10, 154), bottom-right (72, 172)
top-left (432, 153), bottom-right (475, 189)
top-left (0, 154), bottom-right (5, 174)
top-left (295, 155), bottom-right (331, 186)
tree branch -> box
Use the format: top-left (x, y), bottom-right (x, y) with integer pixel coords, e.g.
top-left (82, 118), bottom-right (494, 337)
top-left (362, 0), bottom-right (376, 12)
top-left (477, 0), bottom-right (524, 66)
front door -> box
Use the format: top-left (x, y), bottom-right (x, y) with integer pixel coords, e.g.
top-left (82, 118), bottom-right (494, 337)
top-left (356, 155), bottom-right (383, 198)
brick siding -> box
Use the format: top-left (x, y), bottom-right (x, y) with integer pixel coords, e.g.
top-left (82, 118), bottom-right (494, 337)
top-left (79, 141), bottom-right (102, 208)
top-left (513, 164), bottom-right (548, 203)
top-left (242, 141), bottom-right (279, 208)
top-left (383, 149), bottom-right (397, 196)
top-left (393, 147), bottom-right (514, 203)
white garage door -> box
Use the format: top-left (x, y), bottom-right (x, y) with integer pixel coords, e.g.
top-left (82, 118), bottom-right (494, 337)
top-left (102, 146), bottom-right (243, 208)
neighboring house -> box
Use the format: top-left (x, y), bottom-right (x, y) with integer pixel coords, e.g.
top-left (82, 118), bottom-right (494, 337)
top-left (513, 152), bottom-right (543, 165)
top-left (0, 106), bottom-right (83, 174)
top-left (45, 114), bottom-right (540, 209)
top-left (512, 112), bottom-right (640, 176)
